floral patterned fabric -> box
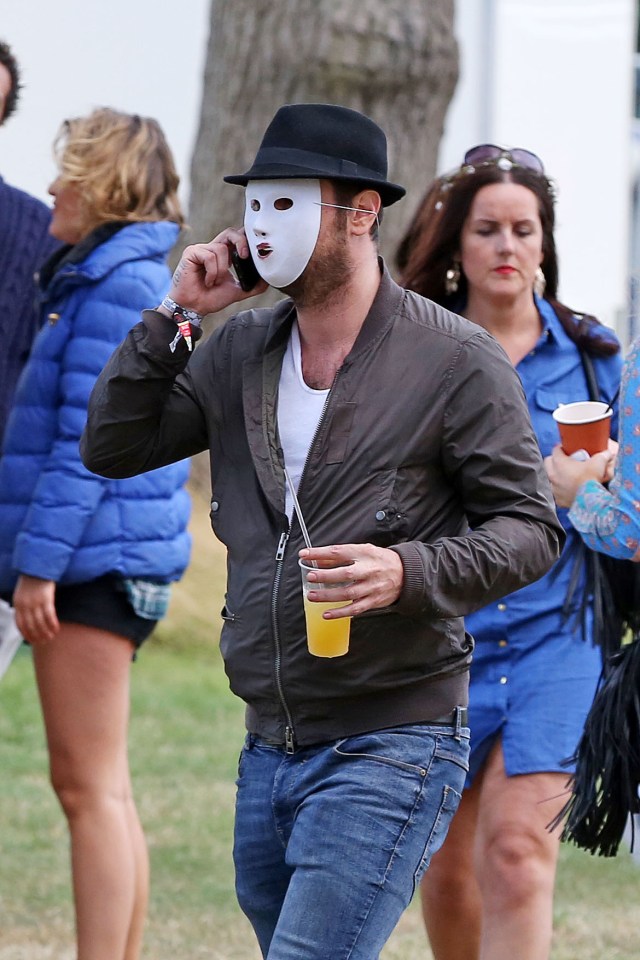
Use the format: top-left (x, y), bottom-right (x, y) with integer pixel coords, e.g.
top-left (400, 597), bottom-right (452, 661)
top-left (569, 337), bottom-right (640, 559)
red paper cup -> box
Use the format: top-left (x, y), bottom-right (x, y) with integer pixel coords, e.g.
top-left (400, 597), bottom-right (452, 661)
top-left (552, 401), bottom-right (612, 455)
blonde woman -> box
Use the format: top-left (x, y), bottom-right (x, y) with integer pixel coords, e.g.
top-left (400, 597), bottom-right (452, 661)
top-left (0, 109), bottom-right (191, 960)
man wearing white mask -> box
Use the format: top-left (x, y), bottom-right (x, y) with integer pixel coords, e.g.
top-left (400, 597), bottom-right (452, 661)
top-left (81, 103), bottom-right (564, 959)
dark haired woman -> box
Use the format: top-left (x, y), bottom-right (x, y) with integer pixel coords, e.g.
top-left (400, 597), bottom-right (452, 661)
top-left (397, 145), bottom-right (622, 960)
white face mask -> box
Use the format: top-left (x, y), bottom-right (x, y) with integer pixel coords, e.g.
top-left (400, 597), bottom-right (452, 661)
top-left (244, 179), bottom-right (322, 288)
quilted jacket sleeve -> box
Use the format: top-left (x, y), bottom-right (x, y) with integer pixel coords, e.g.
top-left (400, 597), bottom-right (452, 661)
top-left (13, 269), bottom-right (165, 581)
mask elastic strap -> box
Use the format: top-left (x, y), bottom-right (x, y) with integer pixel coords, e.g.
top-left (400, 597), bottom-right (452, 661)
top-left (315, 201), bottom-right (380, 229)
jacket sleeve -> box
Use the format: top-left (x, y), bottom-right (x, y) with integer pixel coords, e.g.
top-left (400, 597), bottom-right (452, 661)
top-left (569, 339), bottom-right (640, 558)
top-left (81, 309), bottom-right (209, 478)
top-left (391, 331), bottom-right (565, 618)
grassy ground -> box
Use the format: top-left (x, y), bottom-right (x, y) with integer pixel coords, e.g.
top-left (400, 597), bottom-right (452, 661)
top-left (1, 491), bottom-right (640, 958)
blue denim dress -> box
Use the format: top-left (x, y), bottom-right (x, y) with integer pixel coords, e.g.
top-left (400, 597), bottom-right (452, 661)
top-left (465, 298), bottom-right (622, 784)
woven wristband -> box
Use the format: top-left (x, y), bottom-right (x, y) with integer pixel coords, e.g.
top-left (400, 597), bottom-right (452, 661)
top-left (161, 295), bottom-right (203, 326)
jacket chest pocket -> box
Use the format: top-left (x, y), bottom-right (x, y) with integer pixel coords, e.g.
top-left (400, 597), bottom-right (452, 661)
top-left (325, 403), bottom-right (357, 464)
top-left (534, 387), bottom-right (581, 456)
top-left (364, 467), bottom-right (417, 544)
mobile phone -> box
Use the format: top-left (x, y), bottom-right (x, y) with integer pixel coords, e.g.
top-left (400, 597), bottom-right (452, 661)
top-left (231, 248), bottom-right (261, 292)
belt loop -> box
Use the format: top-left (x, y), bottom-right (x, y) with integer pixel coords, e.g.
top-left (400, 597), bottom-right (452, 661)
top-left (454, 706), bottom-right (463, 742)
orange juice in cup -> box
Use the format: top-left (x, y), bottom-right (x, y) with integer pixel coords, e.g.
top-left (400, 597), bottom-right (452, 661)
top-left (302, 596), bottom-right (351, 657)
top-left (299, 559), bottom-right (352, 658)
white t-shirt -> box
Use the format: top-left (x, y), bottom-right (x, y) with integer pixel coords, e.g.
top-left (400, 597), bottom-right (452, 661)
top-left (277, 322), bottom-right (329, 521)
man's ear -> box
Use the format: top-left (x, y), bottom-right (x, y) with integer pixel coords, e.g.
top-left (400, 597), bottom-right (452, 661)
top-left (350, 189), bottom-right (381, 235)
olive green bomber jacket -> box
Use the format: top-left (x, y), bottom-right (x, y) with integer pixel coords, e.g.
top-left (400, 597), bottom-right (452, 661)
top-left (81, 264), bottom-right (564, 749)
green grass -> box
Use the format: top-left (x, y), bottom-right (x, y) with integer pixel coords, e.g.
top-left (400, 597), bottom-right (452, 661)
top-left (1, 491), bottom-right (640, 958)
top-left (0, 643), bottom-right (260, 960)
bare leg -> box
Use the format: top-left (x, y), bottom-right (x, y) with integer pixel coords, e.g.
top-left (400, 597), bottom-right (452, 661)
top-left (474, 742), bottom-right (566, 960)
top-left (123, 771), bottom-right (149, 960)
top-left (33, 623), bottom-right (148, 960)
top-left (420, 761), bottom-right (484, 959)
top-left (421, 739), bottom-right (567, 960)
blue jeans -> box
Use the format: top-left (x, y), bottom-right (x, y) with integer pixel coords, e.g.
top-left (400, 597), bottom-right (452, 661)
top-left (233, 721), bottom-right (470, 959)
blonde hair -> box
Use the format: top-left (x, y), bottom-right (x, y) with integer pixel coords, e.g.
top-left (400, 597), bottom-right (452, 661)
top-left (54, 107), bottom-right (185, 228)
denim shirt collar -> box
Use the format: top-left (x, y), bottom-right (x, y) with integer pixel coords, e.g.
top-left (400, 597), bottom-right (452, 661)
top-left (533, 294), bottom-right (563, 350)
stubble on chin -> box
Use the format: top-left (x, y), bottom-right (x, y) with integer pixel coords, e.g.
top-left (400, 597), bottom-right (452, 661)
top-left (283, 234), bottom-right (352, 309)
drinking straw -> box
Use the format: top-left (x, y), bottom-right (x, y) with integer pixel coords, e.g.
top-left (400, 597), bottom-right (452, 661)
top-left (605, 387), bottom-right (620, 415)
top-left (283, 466), bottom-right (317, 565)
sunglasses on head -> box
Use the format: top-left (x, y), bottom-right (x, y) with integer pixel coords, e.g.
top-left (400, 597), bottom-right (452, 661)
top-left (462, 144), bottom-right (545, 174)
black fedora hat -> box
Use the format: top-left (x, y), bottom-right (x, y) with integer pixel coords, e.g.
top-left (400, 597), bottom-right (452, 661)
top-left (224, 103), bottom-right (405, 207)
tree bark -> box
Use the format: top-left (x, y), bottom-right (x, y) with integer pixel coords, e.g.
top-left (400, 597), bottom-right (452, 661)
top-left (186, 0), bottom-right (458, 492)
top-left (188, 0), bottom-right (457, 266)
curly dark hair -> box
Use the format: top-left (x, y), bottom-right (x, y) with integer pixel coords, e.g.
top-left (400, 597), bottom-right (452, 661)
top-left (0, 40), bottom-right (21, 123)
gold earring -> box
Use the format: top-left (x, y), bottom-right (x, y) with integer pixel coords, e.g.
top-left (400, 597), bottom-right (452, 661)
top-left (445, 261), bottom-right (460, 295)
top-left (534, 266), bottom-right (546, 297)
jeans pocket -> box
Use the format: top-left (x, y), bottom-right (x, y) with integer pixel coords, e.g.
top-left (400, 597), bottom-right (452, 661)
top-left (236, 737), bottom-right (252, 785)
top-left (434, 733), bottom-right (471, 774)
top-left (333, 732), bottom-right (434, 777)
top-left (412, 781), bottom-right (463, 896)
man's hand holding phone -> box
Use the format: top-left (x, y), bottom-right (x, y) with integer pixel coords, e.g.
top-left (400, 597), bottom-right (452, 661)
top-left (163, 228), bottom-right (267, 319)
top-left (231, 247), bottom-right (262, 292)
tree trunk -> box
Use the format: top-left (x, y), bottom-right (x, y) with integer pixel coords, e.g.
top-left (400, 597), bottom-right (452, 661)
top-left (189, 0), bottom-right (457, 262)
top-left (186, 0), bottom-right (458, 493)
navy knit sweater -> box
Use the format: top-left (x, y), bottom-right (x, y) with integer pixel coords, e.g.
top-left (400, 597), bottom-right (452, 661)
top-left (0, 177), bottom-right (59, 445)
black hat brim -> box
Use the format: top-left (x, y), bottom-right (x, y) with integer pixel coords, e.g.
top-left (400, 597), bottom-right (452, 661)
top-left (224, 163), bottom-right (406, 207)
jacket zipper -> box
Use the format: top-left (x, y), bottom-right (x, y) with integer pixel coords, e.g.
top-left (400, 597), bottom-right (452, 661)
top-left (272, 529), bottom-right (296, 753)
top-left (269, 368), bottom-right (340, 755)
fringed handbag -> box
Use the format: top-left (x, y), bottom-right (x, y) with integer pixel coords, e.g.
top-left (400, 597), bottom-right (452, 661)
top-left (550, 351), bottom-right (640, 856)
top-left (551, 640), bottom-right (640, 856)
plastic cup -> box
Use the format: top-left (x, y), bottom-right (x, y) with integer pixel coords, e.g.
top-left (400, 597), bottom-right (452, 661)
top-left (299, 559), bottom-right (352, 658)
top-left (552, 401), bottom-right (612, 456)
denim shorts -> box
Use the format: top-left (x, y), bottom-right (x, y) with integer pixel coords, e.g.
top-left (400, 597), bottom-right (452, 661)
top-left (233, 722), bottom-right (470, 959)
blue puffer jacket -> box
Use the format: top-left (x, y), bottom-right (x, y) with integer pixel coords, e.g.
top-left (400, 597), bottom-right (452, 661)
top-left (0, 220), bottom-right (191, 592)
